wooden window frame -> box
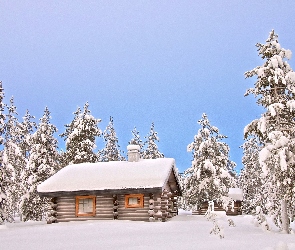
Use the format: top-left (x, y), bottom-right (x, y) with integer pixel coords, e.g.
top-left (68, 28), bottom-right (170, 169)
top-left (75, 195), bottom-right (96, 217)
top-left (125, 194), bottom-right (144, 208)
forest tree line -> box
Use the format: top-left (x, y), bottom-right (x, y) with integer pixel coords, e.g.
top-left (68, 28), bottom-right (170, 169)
top-left (0, 92), bottom-right (164, 223)
top-left (180, 30), bottom-right (295, 234)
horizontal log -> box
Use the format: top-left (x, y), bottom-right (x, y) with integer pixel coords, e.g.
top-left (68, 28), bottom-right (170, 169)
top-left (97, 205), bottom-right (113, 209)
top-left (118, 218), bottom-right (149, 222)
top-left (56, 201), bottom-right (74, 205)
top-left (57, 217), bottom-right (112, 222)
top-left (119, 214), bottom-right (149, 218)
top-left (119, 209), bottom-right (149, 214)
top-left (57, 206), bottom-right (74, 210)
top-left (95, 211), bottom-right (114, 215)
top-left (56, 210), bottom-right (74, 214)
top-left (96, 201), bottom-right (113, 204)
top-left (57, 204), bottom-right (75, 208)
top-left (57, 209), bottom-right (75, 213)
top-left (98, 201), bottom-right (114, 204)
top-left (57, 199), bottom-right (75, 202)
top-left (120, 210), bottom-right (149, 214)
top-left (119, 211), bottom-right (148, 216)
top-left (56, 213), bottom-right (75, 216)
top-left (57, 213), bottom-right (113, 218)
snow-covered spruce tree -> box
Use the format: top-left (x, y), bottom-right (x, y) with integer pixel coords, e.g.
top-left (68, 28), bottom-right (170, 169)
top-left (2, 97), bottom-right (27, 221)
top-left (19, 110), bottom-right (36, 159)
top-left (142, 122), bottom-right (164, 159)
top-left (183, 113), bottom-right (236, 210)
top-left (128, 126), bottom-right (144, 155)
top-left (0, 81), bottom-right (7, 224)
top-left (244, 30), bottom-right (295, 233)
top-left (60, 102), bottom-right (102, 165)
top-left (20, 107), bottom-right (59, 221)
top-left (239, 137), bottom-right (264, 214)
top-left (99, 116), bottom-right (125, 162)
top-left (17, 109), bottom-right (37, 221)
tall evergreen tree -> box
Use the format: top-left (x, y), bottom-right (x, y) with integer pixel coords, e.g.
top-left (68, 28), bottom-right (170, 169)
top-left (17, 109), bottom-right (36, 221)
top-left (19, 110), bottom-right (36, 160)
top-left (0, 81), bottom-right (7, 224)
top-left (2, 97), bottom-right (25, 221)
top-left (182, 113), bottom-right (236, 210)
top-left (142, 122), bottom-right (164, 159)
top-left (20, 107), bottom-right (59, 221)
top-left (244, 30), bottom-right (295, 233)
top-left (1, 97), bottom-right (36, 223)
top-left (99, 117), bottom-right (125, 162)
top-left (60, 102), bottom-right (101, 165)
top-left (239, 137), bottom-right (264, 214)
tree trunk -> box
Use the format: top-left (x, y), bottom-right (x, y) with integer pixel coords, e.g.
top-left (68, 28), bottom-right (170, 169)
top-left (281, 199), bottom-right (289, 234)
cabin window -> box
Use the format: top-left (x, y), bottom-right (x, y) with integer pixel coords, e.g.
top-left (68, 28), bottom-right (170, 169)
top-left (125, 194), bottom-right (144, 208)
top-left (75, 196), bottom-right (96, 216)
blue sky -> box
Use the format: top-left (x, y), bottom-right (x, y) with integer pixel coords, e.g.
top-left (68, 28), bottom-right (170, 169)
top-left (1, 1), bottom-right (295, 173)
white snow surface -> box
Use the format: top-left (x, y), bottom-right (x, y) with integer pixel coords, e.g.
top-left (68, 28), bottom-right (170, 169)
top-left (1, 212), bottom-right (295, 250)
top-left (38, 158), bottom-right (176, 193)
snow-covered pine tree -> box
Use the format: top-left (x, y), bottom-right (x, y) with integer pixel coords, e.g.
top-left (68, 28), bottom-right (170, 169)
top-left (128, 127), bottom-right (144, 156)
top-left (142, 122), bottom-right (164, 159)
top-left (19, 110), bottom-right (36, 159)
top-left (239, 137), bottom-right (264, 214)
top-left (2, 97), bottom-right (26, 221)
top-left (17, 109), bottom-right (36, 221)
top-left (0, 81), bottom-right (7, 224)
top-left (59, 106), bottom-right (81, 167)
top-left (244, 30), bottom-right (295, 233)
top-left (21, 107), bottom-right (59, 221)
top-left (99, 116), bottom-right (125, 162)
top-left (60, 102), bottom-right (102, 165)
top-left (183, 113), bottom-right (236, 211)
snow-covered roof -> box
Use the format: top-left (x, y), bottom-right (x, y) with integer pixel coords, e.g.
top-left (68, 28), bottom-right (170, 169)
top-left (228, 188), bottom-right (243, 201)
top-left (38, 158), bottom-right (178, 194)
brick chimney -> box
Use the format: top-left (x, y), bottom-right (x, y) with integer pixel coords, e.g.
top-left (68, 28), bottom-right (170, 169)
top-left (127, 145), bottom-right (140, 162)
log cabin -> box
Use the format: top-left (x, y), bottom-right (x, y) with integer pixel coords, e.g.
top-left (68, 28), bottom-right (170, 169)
top-left (226, 188), bottom-right (243, 216)
top-left (37, 145), bottom-right (181, 223)
top-left (192, 188), bottom-right (243, 216)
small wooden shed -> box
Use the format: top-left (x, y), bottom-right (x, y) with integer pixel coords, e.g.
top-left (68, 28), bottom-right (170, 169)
top-left (192, 188), bottom-right (243, 216)
top-left (38, 153), bottom-right (181, 223)
top-left (226, 188), bottom-right (243, 216)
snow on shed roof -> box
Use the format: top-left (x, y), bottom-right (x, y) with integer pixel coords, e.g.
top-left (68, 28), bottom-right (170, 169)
top-left (37, 158), bottom-right (177, 193)
top-left (228, 188), bottom-right (243, 201)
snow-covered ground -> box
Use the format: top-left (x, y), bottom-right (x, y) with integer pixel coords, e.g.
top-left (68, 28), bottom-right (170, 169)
top-left (1, 210), bottom-right (295, 250)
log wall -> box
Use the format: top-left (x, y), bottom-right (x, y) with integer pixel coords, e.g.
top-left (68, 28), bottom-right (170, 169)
top-left (56, 197), bottom-right (76, 222)
top-left (55, 192), bottom-right (177, 222)
top-left (56, 195), bottom-right (113, 222)
top-left (117, 194), bottom-right (151, 221)
top-left (56, 194), bottom-right (159, 222)
top-left (95, 195), bottom-right (114, 220)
